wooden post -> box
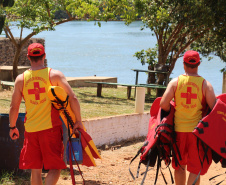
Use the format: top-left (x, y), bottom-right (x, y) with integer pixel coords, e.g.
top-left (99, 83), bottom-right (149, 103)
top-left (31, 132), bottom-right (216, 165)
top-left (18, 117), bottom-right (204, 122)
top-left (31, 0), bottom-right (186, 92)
top-left (127, 86), bottom-right (131, 99)
top-left (97, 84), bottom-right (102, 97)
top-left (223, 72), bottom-right (226, 93)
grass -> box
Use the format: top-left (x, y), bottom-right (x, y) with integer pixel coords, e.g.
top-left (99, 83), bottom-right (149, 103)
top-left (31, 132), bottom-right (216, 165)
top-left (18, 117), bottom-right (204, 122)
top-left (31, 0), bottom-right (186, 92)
top-left (0, 86), bottom-right (155, 119)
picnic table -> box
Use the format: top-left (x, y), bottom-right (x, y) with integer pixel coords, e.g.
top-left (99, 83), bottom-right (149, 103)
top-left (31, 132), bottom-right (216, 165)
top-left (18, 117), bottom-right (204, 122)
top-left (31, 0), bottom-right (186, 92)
top-left (131, 69), bottom-right (170, 97)
top-left (85, 81), bottom-right (166, 99)
top-left (0, 81), bottom-right (15, 90)
top-left (131, 68), bottom-right (170, 86)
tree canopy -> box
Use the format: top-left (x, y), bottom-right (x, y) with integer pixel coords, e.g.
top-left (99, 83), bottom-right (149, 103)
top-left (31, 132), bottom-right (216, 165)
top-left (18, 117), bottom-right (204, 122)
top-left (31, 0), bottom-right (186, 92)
top-left (1, 0), bottom-right (225, 81)
top-left (0, 0), bottom-right (14, 34)
top-left (2, 0), bottom-right (101, 79)
top-left (102, 0), bottom-right (225, 74)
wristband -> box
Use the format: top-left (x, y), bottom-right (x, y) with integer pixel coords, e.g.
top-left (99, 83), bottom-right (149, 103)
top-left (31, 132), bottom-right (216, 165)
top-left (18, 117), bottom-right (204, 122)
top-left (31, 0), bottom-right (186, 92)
top-left (9, 125), bottom-right (16, 130)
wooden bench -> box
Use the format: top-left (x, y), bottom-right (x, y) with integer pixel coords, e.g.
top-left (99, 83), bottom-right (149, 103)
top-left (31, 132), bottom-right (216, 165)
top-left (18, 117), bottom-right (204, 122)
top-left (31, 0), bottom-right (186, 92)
top-left (85, 81), bottom-right (166, 99)
top-left (0, 81), bottom-right (15, 90)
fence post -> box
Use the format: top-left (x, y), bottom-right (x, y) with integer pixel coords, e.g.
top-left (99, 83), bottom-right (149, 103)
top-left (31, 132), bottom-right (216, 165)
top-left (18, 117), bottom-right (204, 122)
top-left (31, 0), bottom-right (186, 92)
top-left (223, 72), bottom-right (226, 93)
top-left (135, 87), bottom-right (145, 113)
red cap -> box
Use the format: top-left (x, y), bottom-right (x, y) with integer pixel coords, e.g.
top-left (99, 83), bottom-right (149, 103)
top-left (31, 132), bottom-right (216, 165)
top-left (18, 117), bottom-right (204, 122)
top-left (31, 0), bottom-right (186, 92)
top-left (183, 50), bottom-right (200, 65)
top-left (27, 43), bottom-right (45, 56)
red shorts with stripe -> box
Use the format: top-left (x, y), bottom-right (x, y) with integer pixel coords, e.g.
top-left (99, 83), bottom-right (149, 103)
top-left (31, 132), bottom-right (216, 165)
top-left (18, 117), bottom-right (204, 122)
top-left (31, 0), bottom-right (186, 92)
top-left (19, 126), bottom-right (67, 170)
top-left (172, 132), bottom-right (212, 175)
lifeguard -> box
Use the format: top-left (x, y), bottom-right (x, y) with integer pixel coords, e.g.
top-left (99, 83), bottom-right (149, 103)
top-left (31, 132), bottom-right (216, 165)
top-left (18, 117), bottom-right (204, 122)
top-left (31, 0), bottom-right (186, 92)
top-left (160, 50), bottom-right (216, 185)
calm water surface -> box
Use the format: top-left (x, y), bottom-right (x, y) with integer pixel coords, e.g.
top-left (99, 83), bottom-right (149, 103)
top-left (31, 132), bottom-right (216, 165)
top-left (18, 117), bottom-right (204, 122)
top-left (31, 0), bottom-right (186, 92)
top-left (10, 21), bottom-right (225, 95)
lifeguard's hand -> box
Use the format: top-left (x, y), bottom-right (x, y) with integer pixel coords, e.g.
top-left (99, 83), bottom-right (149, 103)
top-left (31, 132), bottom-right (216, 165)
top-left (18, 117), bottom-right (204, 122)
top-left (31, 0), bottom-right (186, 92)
top-left (72, 121), bottom-right (84, 134)
top-left (9, 128), bottom-right (19, 140)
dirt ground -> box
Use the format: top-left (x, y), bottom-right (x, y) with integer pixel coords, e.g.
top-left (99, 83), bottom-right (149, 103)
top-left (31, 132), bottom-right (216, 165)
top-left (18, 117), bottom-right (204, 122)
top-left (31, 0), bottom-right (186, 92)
top-left (53, 138), bottom-right (225, 185)
top-left (1, 89), bottom-right (225, 185)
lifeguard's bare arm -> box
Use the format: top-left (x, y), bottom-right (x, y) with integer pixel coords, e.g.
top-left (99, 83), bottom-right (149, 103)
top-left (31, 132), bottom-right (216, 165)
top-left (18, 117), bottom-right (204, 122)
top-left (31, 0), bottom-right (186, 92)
top-left (203, 80), bottom-right (216, 110)
top-left (50, 69), bottom-right (83, 130)
top-left (160, 78), bottom-right (177, 112)
top-left (9, 74), bottom-right (23, 140)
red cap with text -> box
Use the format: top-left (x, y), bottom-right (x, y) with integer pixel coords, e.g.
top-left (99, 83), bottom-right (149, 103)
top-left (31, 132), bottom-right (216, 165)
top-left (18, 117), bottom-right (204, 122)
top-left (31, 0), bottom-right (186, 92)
top-left (183, 50), bottom-right (200, 65)
top-left (27, 43), bottom-right (45, 56)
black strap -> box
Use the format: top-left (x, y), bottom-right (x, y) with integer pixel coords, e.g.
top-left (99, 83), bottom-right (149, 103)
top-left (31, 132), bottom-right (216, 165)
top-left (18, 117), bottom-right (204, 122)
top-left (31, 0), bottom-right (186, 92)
top-left (209, 172), bottom-right (226, 181)
top-left (216, 180), bottom-right (225, 185)
top-left (155, 123), bottom-right (173, 131)
top-left (140, 146), bottom-right (158, 184)
top-left (209, 170), bottom-right (226, 185)
top-left (129, 141), bottom-right (149, 179)
top-left (195, 127), bottom-right (204, 134)
top-left (129, 147), bottom-right (142, 180)
top-left (221, 147), bottom-right (226, 153)
top-left (154, 129), bottom-right (172, 139)
top-left (168, 165), bottom-right (174, 184)
top-left (67, 120), bottom-right (85, 185)
top-left (154, 154), bottom-right (161, 185)
top-left (140, 155), bottom-right (151, 185)
top-left (200, 120), bottom-right (209, 127)
top-left (160, 168), bottom-right (167, 184)
top-left (51, 88), bottom-right (69, 106)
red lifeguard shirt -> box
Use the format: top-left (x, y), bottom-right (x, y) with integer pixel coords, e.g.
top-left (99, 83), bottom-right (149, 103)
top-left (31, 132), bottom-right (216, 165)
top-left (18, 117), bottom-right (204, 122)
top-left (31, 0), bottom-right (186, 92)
top-left (22, 67), bottom-right (62, 132)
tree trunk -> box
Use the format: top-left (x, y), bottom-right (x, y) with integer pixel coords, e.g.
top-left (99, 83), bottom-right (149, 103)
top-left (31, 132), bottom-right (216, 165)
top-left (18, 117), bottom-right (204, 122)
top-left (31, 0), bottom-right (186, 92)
top-left (155, 64), bottom-right (169, 97)
top-left (13, 46), bottom-right (22, 80)
top-left (147, 65), bottom-right (156, 94)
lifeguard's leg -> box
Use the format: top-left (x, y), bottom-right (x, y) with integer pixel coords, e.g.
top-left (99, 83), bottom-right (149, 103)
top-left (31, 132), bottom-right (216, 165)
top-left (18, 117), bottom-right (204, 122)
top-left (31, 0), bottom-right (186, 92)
top-left (187, 172), bottom-right (200, 185)
top-left (45, 169), bottom-right (61, 185)
top-left (174, 165), bottom-right (186, 185)
top-left (31, 169), bottom-right (43, 185)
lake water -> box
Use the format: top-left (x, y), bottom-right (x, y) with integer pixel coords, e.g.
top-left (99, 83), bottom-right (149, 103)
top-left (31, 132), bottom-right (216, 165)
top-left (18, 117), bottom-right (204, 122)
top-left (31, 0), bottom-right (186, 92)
top-left (10, 21), bottom-right (225, 95)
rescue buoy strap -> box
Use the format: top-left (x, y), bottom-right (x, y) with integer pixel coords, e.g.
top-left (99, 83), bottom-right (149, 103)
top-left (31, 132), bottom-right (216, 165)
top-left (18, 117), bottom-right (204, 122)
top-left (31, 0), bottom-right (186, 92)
top-left (200, 120), bottom-right (209, 127)
top-left (220, 147), bottom-right (226, 153)
top-left (195, 127), bottom-right (204, 134)
top-left (50, 88), bottom-right (69, 107)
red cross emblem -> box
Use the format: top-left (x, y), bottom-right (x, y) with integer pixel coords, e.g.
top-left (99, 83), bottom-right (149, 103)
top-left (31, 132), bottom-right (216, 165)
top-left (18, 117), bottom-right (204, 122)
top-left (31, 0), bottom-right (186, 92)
top-left (28, 82), bottom-right (46, 100)
top-left (181, 87), bottom-right (197, 104)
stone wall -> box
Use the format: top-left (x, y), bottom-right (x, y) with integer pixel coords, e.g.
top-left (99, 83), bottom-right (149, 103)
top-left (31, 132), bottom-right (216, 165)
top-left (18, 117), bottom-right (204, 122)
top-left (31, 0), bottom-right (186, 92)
top-left (0, 37), bottom-right (45, 66)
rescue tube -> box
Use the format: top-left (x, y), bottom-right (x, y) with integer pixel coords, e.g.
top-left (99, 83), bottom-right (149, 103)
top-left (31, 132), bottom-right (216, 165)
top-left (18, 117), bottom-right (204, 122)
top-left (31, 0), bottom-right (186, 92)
top-left (47, 86), bottom-right (101, 167)
top-left (47, 86), bottom-right (85, 133)
top-left (193, 94), bottom-right (226, 160)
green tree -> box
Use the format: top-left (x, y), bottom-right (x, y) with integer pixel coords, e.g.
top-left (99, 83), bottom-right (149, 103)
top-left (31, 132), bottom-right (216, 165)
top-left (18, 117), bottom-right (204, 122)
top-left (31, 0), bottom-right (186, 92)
top-left (0, 0), bottom-right (14, 34)
top-left (3, 0), bottom-right (100, 80)
top-left (101, 0), bottom-right (225, 95)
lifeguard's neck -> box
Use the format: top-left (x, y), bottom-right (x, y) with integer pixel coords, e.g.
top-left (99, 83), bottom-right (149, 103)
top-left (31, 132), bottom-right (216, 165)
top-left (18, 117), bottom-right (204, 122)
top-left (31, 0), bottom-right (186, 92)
top-left (30, 61), bottom-right (45, 71)
top-left (183, 66), bottom-right (199, 76)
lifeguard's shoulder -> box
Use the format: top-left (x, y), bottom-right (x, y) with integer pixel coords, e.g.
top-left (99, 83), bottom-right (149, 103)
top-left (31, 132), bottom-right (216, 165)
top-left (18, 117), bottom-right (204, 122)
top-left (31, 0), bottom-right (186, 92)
top-left (14, 74), bottom-right (24, 91)
top-left (50, 69), bottom-right (65, 78)
top-left (168, 77), bottom-right (178, 86)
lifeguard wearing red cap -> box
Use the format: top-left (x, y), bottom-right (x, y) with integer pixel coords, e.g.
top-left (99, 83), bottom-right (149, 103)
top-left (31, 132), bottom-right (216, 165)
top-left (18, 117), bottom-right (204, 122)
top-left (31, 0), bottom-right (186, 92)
top-left (27, 43), bottom-right (45, 56)
top-left (183, 50), bottom-right (200, 65)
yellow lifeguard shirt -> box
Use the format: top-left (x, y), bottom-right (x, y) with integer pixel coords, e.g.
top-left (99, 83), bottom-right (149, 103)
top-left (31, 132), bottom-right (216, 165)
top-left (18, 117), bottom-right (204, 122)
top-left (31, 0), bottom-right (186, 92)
top-left (22, 67), bottom-right (61, 132)
top-left (174, 75), bottom-right (206, 132)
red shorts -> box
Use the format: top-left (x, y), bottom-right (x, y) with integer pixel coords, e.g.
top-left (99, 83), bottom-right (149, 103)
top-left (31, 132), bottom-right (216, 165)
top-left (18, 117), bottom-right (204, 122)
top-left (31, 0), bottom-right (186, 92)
top-left (172, 132), bottom-right (212, 175)
top-left (19, 126), bottom-right (67, 170)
